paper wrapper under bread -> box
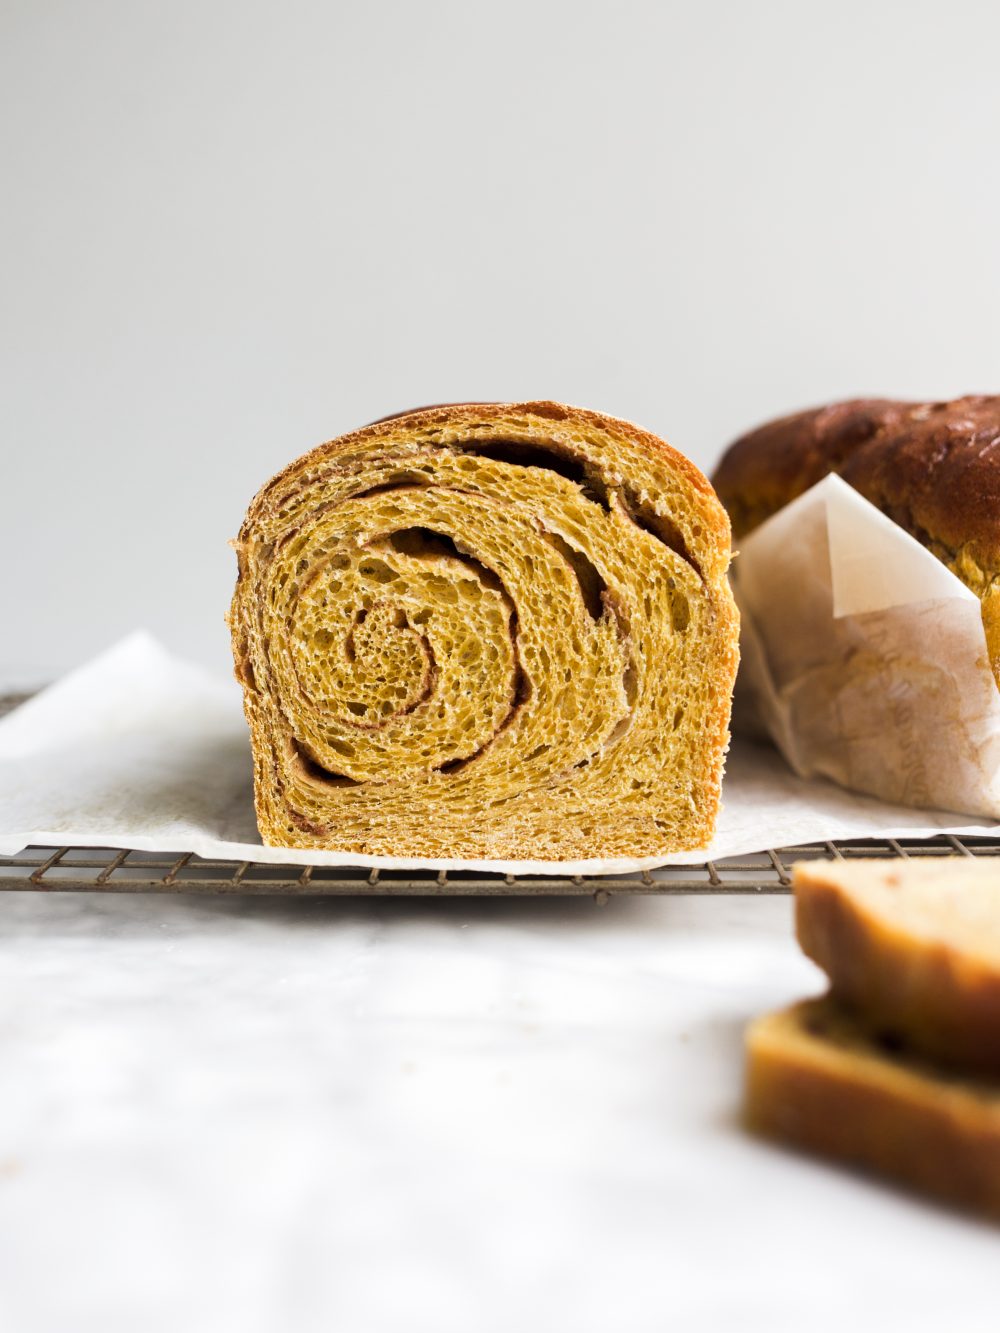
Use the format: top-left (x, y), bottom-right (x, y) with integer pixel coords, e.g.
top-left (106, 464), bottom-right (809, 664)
top-left (731, 474), bottom-right (1000, 819)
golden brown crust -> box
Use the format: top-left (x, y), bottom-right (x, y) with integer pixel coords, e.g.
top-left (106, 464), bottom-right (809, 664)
top-left (746, 996), bottom-right (1000, 1219)
top-left (714, 396), bottom-right (1000, 556)
top-left (712, 395), bottom-right (1000, 680)
top-left (793, 859), bottom-right (1000, 1074)
top-left (242, 401), bottom-right (732, 579)
top-left (230, 400), bottom-right (739, 860)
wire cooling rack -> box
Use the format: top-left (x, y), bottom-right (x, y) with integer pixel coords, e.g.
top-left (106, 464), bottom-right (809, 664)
top-left (0, 837), bottom-right (997, 898)
top-left (2, 696), bottom-right (998, 897)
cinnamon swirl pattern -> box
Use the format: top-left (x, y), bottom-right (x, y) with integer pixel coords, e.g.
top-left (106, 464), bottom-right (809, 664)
top-left (229, 402), bottom-right (738, 860)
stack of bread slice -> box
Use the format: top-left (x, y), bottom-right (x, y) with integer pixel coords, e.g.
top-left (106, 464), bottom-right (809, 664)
top-left (746, 858), bottom-right (1000, 1217)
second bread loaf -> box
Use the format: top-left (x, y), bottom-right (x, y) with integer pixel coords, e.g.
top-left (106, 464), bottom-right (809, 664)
top-left (712, 395), bottom-right (1000, 682)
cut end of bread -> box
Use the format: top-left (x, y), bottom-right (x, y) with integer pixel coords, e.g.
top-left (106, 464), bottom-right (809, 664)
top-left (229, 401), bottom-right (739, 860)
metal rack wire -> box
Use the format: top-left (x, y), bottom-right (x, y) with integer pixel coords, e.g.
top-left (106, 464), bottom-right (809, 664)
top-left (2, 694), bottom-right (998, 897)
top-left (1, 836), bottom-right (997, 898)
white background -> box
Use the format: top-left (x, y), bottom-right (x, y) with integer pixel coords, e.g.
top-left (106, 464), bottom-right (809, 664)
top-left (3, 0), bottom-right (1000, 683)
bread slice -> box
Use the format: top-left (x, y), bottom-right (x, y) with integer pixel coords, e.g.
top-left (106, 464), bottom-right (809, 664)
top-left (794, 858), bottom-right (1000, 1073)
top-left (229, 401), bottom-right (739, 860)
top-left (746, 995), bottom-right (1000, 1218)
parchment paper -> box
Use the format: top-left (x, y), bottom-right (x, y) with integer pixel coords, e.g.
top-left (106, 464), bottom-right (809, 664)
top-left (733, 474), bottom-right (1000, 820)
top-left (1, 629), bottom-right (997, 875)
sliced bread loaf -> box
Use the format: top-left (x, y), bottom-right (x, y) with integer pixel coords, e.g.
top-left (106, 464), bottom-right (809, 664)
top-left (794, 858), bottom-right (1000, 1073)
top-left (746, 995), bottom-right (1000, 1218)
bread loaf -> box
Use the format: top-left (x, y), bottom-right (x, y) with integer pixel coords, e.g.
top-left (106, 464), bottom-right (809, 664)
top-left (712, 395), bottom-right (1000, 681)
top-left (746, 995), bottom-right (1000, 1219)
top-left (229, 401), bottom-right (739, 860)
top-left (794, 858), bottom-right (1000, 1074)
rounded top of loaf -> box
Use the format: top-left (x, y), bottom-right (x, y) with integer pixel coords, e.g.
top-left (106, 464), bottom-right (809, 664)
top-left (713, 395), bottom-right (1000, 572)
top-left (240, 399), bottom-right (734, 584)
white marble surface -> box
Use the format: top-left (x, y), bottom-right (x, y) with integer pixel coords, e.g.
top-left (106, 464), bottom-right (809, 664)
top-left (0, 891), bottom-right (997, 1333)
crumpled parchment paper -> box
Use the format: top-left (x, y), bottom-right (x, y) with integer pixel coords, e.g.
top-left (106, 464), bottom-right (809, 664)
top-left (732, 473), bottom-right (1000, 820)
top-left (1, 628), bottom-right (997, 876)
